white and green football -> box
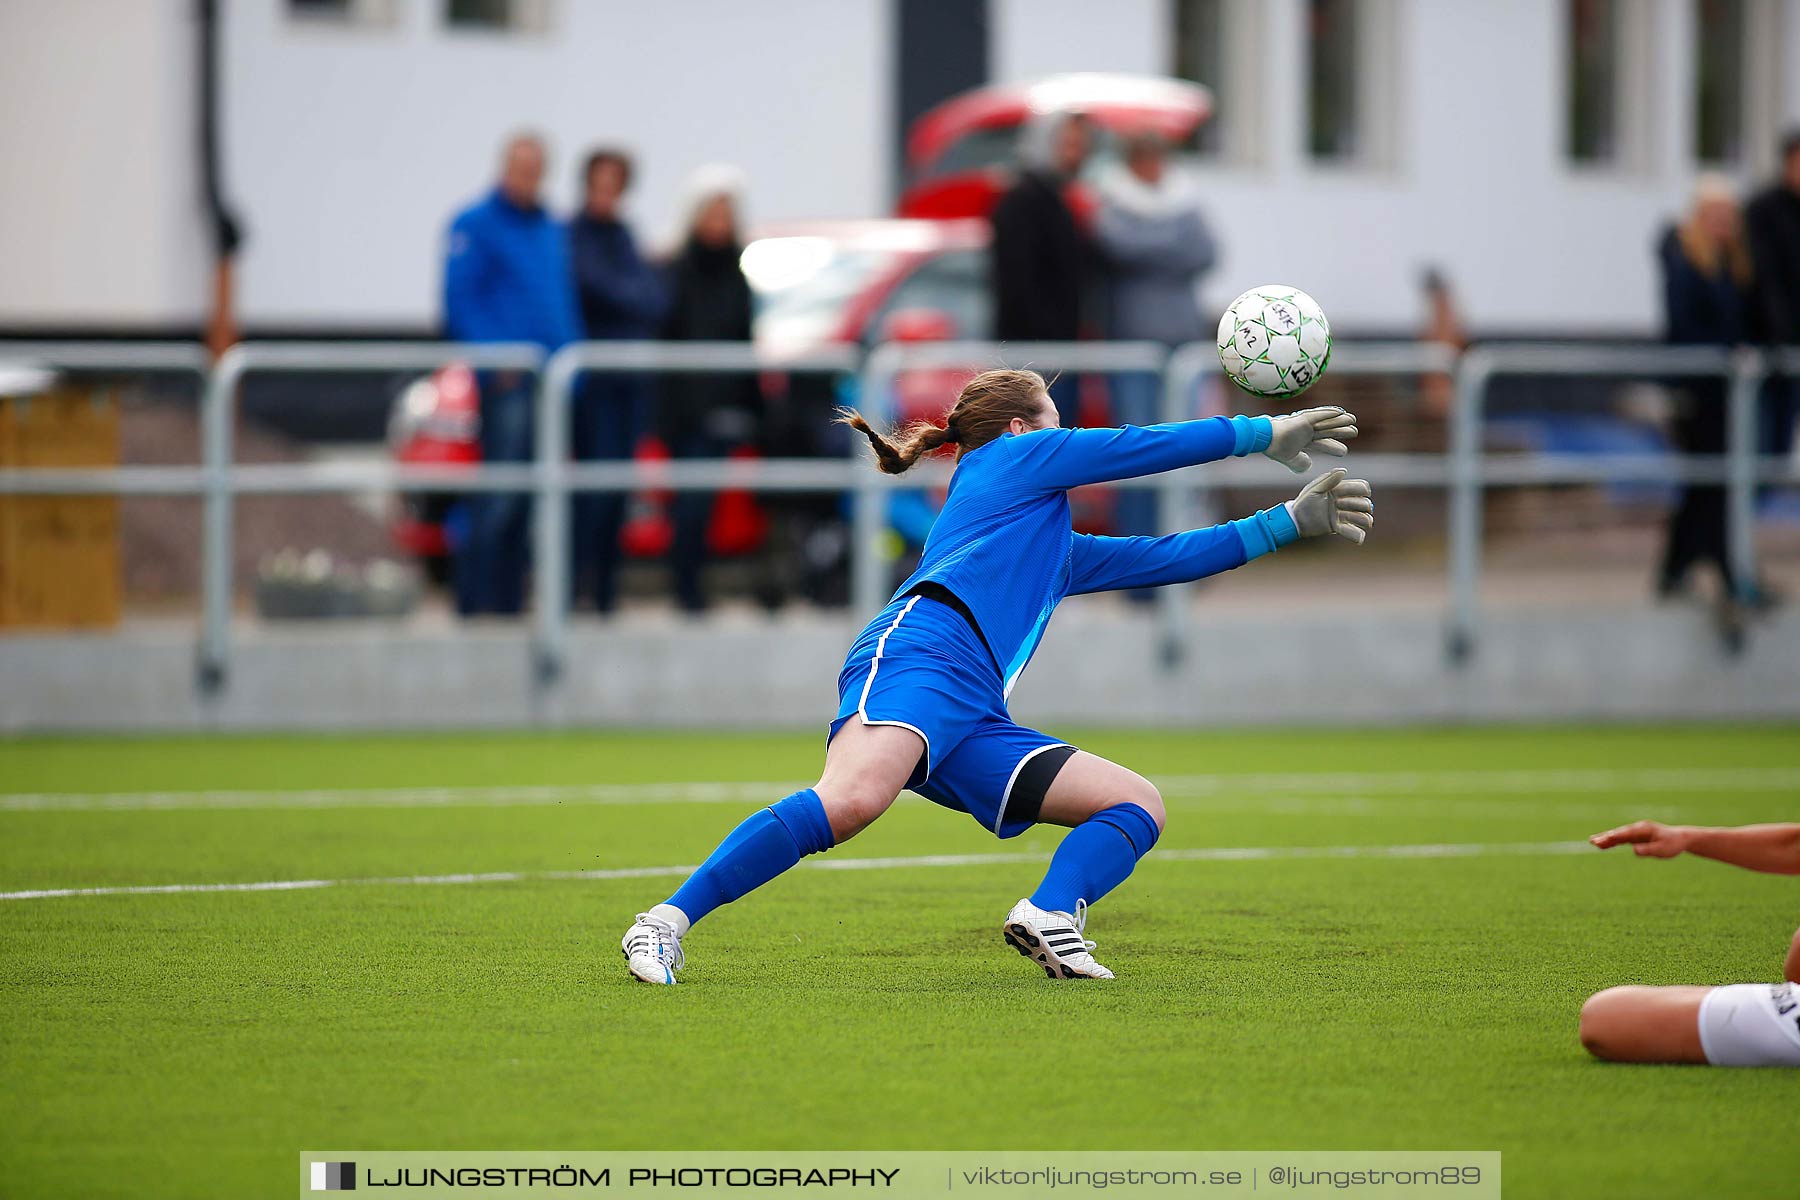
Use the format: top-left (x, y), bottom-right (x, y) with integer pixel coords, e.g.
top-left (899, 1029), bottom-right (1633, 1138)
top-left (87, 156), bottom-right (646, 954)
top-left (1215, 285), bottom-right (1332, 400)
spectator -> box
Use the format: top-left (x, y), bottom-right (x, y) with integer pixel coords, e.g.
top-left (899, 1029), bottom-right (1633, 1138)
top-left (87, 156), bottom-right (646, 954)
top-left (442, 132), bottom-right (579, 616)
top-left (1745, 128), bottom-right (1800, 478)
top-left (1655, 174), bottom-right (1751, 606)
top-left (990, 111), bottom-right (1093, 426)
top-left (658, 165), bottom-right (759, 615)
top-left (569, 147), bottom-right (668, 614)
top-left (1093, 131), bottom-right (1217, 551)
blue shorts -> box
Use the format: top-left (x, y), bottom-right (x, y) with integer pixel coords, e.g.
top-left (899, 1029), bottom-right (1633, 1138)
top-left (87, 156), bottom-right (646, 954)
top-left (828, 593), bottom-right (1077, 840)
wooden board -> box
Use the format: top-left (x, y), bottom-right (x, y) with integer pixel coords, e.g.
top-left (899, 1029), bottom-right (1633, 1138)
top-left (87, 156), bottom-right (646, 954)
top-left (0, 388), bottom-right (123, 629)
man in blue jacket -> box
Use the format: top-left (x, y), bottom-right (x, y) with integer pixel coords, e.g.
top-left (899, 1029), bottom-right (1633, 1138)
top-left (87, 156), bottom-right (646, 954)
top-left (442, 132), bottom-right (580, 615)
top-left (568, 148), bottom-right (668, 614)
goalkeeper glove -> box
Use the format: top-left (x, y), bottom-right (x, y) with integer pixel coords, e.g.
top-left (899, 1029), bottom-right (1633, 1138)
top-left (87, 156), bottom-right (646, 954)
top-left (1285, 468), bottom-right (1374, 544)
top-left (1264, 406), bottom-right (1358, 473)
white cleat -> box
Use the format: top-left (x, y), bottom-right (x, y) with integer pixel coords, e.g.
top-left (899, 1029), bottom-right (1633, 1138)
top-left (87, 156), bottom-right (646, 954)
top-left (1002, 898), bottom-right (1114, 980)
top-left (621, 912), bottom-right (684, 985)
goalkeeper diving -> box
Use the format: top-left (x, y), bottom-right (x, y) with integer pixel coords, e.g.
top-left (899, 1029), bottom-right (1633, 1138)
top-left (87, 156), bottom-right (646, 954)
top-left (621, 368), bottom-right (1370, 984)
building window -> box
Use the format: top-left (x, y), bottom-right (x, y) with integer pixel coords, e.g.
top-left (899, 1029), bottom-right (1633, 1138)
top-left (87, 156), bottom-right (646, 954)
top-left (1299, 0), bottom-right (1398, 168)
top-left (1170, 0), bottom-right (1271, 165)
top-left (444, 0), bottom-right (550, 33)
top-left (1306, 0), bottom-right (1361, 160)
top-left (1564, 0), bottom-right (1655, 171)
top-left (1694, 0), bottom-right (1747, 164)
top-left (1566, 0), bottom-right (1619, 162)
top-left (1735, 0), bottom-right (1791, 174)
top-left (1172, 0), bottom-right (1227, 157)
top-left (447, 0), bottom-right (509, 27)
top-left (286, 0), bottom-right (397, 28)
top-left (442, 0), bottom-right (547, 32)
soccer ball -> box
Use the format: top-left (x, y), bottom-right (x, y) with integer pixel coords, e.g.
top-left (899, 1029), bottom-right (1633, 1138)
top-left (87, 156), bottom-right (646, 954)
top-left (1215, 285), bottom-right (1332, 400)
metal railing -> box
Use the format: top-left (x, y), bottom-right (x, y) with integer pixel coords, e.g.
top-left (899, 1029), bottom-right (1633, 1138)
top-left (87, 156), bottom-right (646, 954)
top-left (2, 338), bottom-right (1797, 701)
top-left (1442, 343), bottom-right (1793, 659)
top-left (531, 341), bottom-right (860, 681)
top-left (0, 344), bottom-right (215, 498)
top-left (198, 341), bottom-right (546, 689)
top-left (1156, 340), bottom-right (1460, 663)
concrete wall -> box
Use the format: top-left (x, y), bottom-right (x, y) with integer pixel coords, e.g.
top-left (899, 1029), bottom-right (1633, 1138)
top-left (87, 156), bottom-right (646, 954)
top-left (2, 0), bottom-right (1796, 332)
top-left (5, 607), bottom-right (1796, 732)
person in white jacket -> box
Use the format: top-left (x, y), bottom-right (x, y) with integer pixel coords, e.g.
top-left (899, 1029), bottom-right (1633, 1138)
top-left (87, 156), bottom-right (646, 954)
top-left (1094, 134), bottom-right (1218, 560)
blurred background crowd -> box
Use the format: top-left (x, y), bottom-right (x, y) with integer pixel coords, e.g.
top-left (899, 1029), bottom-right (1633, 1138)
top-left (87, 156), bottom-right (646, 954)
top-left (429, 115), bottom-right (1800, 624)
top-left (2, 0), bottom-right (1798, 653)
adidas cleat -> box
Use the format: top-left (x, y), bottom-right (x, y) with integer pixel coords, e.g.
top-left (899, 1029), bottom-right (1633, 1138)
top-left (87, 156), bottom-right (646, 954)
top-left (1002, 897), bottom-right (1114, 980)
top-left (621, 912), bottom-right (684, 985)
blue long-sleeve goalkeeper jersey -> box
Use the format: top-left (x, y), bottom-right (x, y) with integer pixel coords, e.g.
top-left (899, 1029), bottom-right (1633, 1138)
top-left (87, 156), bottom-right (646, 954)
top-left (888, 415), bottom-right (1286, 698)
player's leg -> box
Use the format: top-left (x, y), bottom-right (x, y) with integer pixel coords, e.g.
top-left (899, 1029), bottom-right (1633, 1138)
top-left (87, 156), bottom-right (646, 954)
top-left (1027, 750), bottom-right (1165, 915)
top-left (1578, 986), bottom-right (1710, 1063)
top-left (666, 714), bottom-right (918, 917)
top-left (1036, 752), bottom-right (1166, 828)
top-left (1585, 981), bottom-right (1800, 1066)
top-left (1786, 926), bottom-right (1799, 985)
top-left (621, 716), bottom-right (920, 984)
top-left (916, 721), bottom-right (1162, 980)
top-left (813, 713), bottom-right (924, 842)
top-left (997, 752), bottom-right (1166, 979)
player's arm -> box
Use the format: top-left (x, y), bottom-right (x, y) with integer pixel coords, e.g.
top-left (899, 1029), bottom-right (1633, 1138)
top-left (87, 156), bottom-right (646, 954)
top-left (1067, 469), bottom-right (1373, 594)
top-left (1589, 820), bottom-right (1800, 875)
top-left (1010, 407), bottom-right (1358, 492)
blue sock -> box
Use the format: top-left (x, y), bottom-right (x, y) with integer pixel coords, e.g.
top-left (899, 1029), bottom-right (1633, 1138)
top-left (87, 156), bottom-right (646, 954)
top-left (1029, 802), bottom-right (1161, 914)
top-left (665, 789), bottom-right (835, 928)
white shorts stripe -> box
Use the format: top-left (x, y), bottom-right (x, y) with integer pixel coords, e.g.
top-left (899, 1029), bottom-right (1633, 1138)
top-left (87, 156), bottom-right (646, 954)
top-left (855, 595), bottom-right (931, 770)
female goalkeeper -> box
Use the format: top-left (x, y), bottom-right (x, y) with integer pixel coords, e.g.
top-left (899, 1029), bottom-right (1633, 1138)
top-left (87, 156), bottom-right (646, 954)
top-left (621, 368), bottom-right (1371, 984)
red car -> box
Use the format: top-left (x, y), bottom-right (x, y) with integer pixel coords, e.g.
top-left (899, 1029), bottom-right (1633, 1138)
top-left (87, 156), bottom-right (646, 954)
top-left (899, 73), bottom-right (1212, 221)
top-left (748, 218), bottom-right (991, 355)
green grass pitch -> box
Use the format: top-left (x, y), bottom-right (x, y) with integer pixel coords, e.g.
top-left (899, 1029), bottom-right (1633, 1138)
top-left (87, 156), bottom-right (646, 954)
top-left (2, 726), bottom-right (1797, 1198)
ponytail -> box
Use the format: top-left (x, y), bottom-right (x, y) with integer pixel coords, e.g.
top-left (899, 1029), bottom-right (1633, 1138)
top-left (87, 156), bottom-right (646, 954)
top-left (835, 408), bottom-right (957, 475)
top-left (837, 368), bottom-right (1047, 475)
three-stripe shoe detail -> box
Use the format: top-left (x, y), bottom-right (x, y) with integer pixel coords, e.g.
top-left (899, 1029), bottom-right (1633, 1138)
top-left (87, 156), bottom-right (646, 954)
top-left (620, 912), bottom-right (685, 985)
top-left (1002, 897), bottom-right (1114, 980)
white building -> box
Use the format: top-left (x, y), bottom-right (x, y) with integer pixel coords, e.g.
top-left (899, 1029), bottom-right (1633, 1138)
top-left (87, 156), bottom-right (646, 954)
top-left (2, 0), bottom-right (1795, 335)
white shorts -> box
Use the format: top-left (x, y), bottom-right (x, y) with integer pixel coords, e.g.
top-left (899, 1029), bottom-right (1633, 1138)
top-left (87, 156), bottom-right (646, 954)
top-left (1697, 982), bottom-right (1800, 1066)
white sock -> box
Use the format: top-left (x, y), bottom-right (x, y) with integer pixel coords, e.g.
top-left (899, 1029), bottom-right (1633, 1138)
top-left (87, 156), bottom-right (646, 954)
top-left (647, 902), bottom-right (691, 939)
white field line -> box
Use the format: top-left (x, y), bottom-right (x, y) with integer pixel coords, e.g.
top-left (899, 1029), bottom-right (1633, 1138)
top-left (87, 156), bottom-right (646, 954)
top-left (0, 840), bottom-right (1596, 902)
top-left (0, 781), bottom-right (805, 812)
top-left (2, 766), bottom-right (1796, 814)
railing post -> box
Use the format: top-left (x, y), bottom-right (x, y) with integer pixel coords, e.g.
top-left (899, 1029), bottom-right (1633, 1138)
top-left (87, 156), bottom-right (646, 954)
top-left (1446, 348), bottom-right (1491, 664)
top-left (851, 343), bottom-right (900, 618)
top-left (198, 346), bottom-right (246, 695)
top-left (533, 348), bottom-right (577, 689)
top-left (1156, 342), bottom-right (1216, 668)
top-left (1726, 347), bottom-right (1761, 595)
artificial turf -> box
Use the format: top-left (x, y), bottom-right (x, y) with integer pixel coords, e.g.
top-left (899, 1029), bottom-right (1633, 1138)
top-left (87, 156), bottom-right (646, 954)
top-left (2, 726), bottom-right (1796, 1198)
